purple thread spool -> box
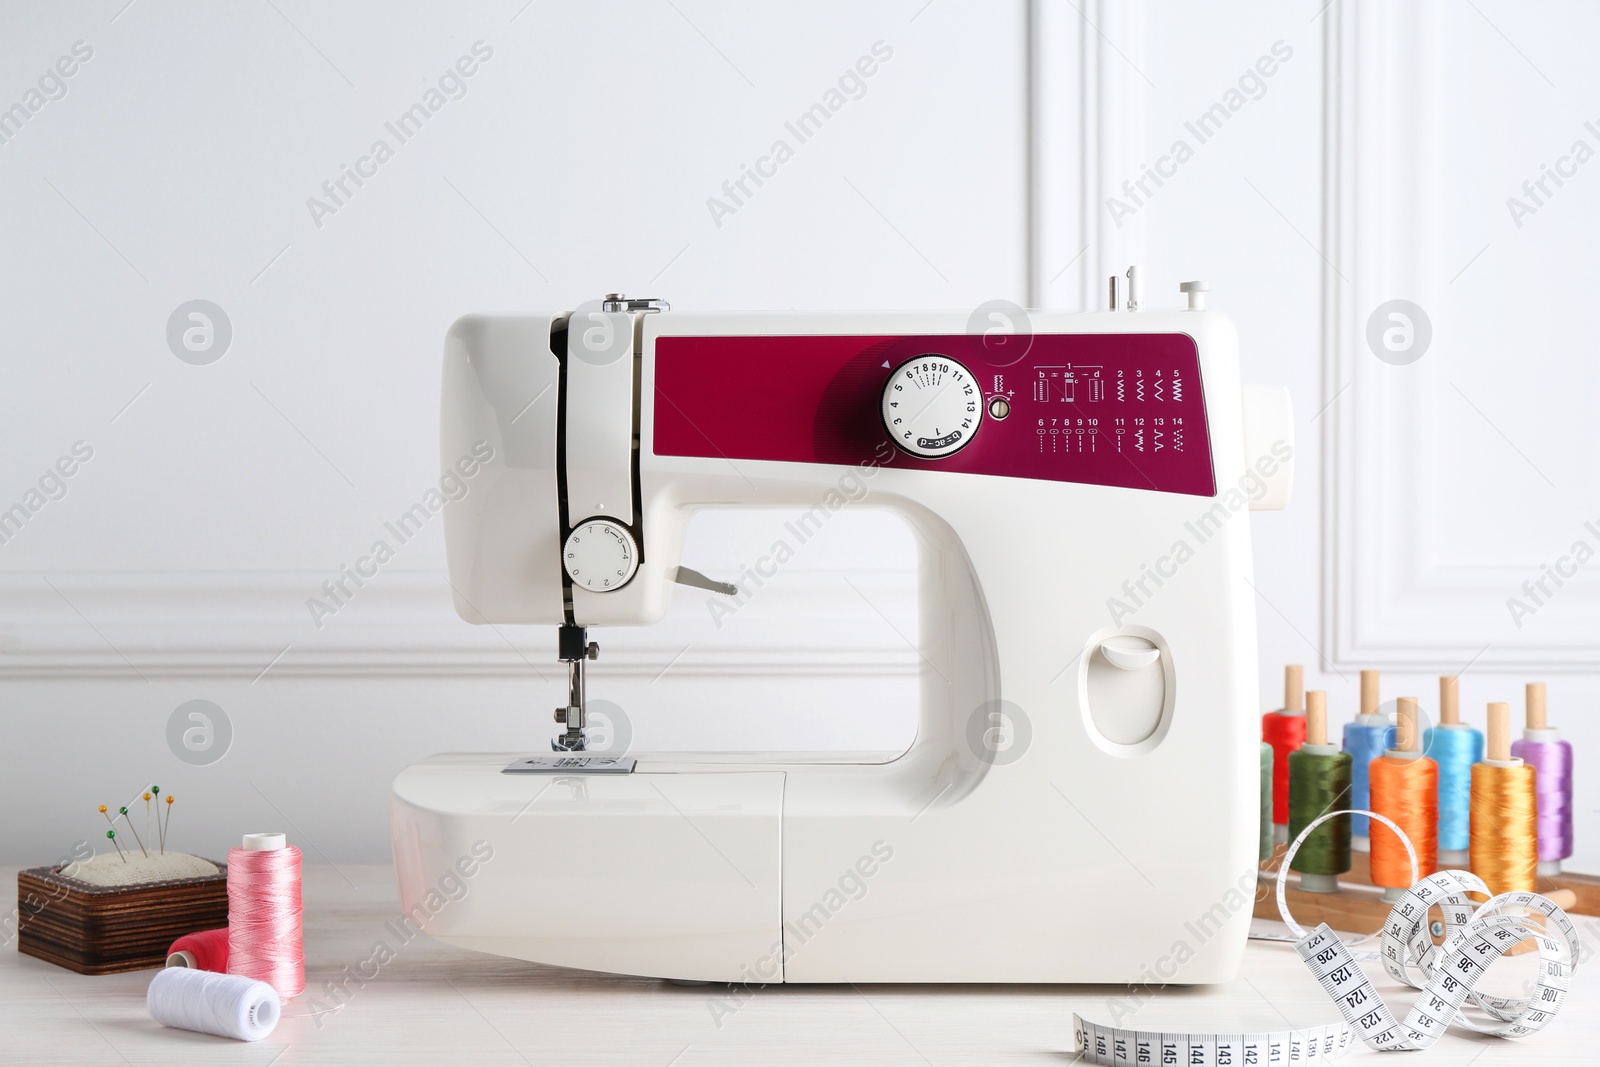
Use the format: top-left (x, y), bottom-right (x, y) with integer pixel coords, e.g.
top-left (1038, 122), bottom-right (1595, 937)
top-left (1511, 735), bottom-right (1573, 874)
top-left (1512, 683), bottom-right (1574, 876)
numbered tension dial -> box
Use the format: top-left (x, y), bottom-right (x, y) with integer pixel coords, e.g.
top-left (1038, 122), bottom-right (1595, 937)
top-left (563, 518), bottom-right (639, 592)
top-left (880, 355), bottom-right (984, 459)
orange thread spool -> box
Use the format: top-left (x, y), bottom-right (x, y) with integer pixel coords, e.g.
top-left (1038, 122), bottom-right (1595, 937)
top-left (1262, 665), bottom-right (1306, 827)
top-left (1369, 696), bottom-right (1438, 888)
top-left (1470, 701), bottom-right (1538, 895)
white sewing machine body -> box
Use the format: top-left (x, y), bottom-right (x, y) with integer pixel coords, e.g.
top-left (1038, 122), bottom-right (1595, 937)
top-left (391, 294), bottom-right (1292, 983)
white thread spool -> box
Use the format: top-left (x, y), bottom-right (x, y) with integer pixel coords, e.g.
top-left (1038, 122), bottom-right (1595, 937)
top-left (147, 966), bottom-right (281, 1041)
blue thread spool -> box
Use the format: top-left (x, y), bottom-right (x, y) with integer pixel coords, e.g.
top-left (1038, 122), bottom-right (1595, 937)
top-left (1343, 670), bottom-right (1393, 839)
top-left (1424, 676), bottom-right (1481, 867)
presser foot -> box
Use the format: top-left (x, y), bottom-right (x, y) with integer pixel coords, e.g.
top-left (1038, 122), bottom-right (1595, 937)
top-left (551, 726), bottom-right (588, 752)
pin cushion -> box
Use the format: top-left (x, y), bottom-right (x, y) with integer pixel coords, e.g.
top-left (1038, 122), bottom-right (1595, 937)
top-left (16, 852), bottom-right (227, 975)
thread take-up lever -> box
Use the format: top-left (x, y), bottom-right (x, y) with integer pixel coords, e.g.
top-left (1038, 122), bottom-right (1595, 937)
top-left (553, 623), bottom-right (599, 752)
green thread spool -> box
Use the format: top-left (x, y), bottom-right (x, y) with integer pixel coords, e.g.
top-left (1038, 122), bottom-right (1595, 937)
top-left (1259, 742), bottom-right (1273, 861)
top-left (1288, 690), bottom-right (1353, 892)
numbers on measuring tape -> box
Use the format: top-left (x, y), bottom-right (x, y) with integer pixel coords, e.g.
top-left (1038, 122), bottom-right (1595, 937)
top-left (1074, 815), bottom-right (1582, 1064)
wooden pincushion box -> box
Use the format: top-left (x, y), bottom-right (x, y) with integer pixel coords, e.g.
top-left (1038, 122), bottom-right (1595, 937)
top-left (15, 861), bottom-right (227, 975)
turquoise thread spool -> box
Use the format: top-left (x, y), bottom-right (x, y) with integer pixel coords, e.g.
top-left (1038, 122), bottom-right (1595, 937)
top-left (1424, 676), bottom-right (1481, 867)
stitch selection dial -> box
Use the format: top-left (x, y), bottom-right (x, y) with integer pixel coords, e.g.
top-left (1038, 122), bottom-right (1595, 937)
top-left (881, 356), bottom-right (983, 459)
top-left (563, 519), bottom-right (638, 592)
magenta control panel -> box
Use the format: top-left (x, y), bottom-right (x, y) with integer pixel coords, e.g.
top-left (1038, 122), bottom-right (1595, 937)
top-left (652, 332), bottom-right (1216, 497)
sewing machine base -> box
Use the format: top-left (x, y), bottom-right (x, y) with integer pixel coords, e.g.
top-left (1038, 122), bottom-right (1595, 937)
top-left (391, 752), bottom-right (1254, 985)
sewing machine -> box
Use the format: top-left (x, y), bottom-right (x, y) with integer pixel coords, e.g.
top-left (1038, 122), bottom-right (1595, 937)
top-left (391, 276), bottom-right (1294, 983)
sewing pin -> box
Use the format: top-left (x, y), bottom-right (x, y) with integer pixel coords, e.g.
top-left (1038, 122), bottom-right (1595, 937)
top-left (118, 805), bottom-right (149, 858)
top-left (151, 786), bottom-right (162, 852)
top-left (143, 792), bottom-right (152, 854)
top-left (99, 806), bottom-right (126, 862)
top-left (164, 795), bottom-right (174, 849)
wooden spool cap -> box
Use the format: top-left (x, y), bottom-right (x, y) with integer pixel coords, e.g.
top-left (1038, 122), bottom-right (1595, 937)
top-left (1360, 670), bottom-right (1380, 716)
top-left (1395, 696), bottom-right (1420, 752)
top-left (1284, 665), bottom-right (1304, 712)
top-left (1439, 676), bottom-right (1460, 725)
top-left (1527, 682), bottom-right (1548, 730)
top-left (1306, 691), bottom-right (1328, 746)
top-left (1488, 702), bottom-right (1512, 761)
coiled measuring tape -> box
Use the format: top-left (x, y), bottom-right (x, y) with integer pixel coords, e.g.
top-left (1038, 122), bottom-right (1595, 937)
top-left (1075, 810), bottom-right (1581, 1063)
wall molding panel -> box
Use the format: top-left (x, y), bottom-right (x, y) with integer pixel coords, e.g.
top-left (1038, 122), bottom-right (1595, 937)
top-left (1318, 0), bottom-right (1599, 672)
top-left (0, 571), bottom-right (918, 681)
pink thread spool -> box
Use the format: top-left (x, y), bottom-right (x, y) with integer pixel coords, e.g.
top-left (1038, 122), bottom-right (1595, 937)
top-left (166, 927), bottom-right (230, 971)
top-left (227, 832), bottom-right (304, 998)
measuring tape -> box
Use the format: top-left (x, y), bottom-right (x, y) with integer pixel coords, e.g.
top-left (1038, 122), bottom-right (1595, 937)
top-left (1075, 810), bottom-right (1581, 1062)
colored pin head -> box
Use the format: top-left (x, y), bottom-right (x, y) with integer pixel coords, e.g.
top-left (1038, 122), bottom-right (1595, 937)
top-left (116, 804), bottom-right (148, 857)
top-left (105, 830), bottom-right (114, 839)
top-left (143, 792), bottom-right (151, 801)
top-left (98, 805), bottom-right (107, 813)
top-left (160, 794), bottom-right (175, 854)
top-left (151, 785), bottom-right (160, 797)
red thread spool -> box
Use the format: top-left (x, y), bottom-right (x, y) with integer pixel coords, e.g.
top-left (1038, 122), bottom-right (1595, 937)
top-left (1262, 665), bottom-right (1307, 827)
top-left (228, 832), bottom-right (305, 998)
top-left (166, 927), bottom-right (230, 971)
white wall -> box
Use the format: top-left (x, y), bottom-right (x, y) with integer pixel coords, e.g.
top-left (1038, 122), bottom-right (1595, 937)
top-left (1118, 0), bottom-right (1600, 873)
top-left (0, 0), bottom-right (1020, 864)
top-left (2, 0), bottom-right (1595, 871)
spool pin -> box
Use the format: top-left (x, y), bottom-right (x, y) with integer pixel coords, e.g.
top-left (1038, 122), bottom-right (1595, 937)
top-left (1439, 676), bottom-right (1458, 725)
top-left (1395, 697), bottom-right (1420, 756)
top-left (1306, 691), bottom-right (1327, 747)
top-left (1488, 702), bottom-right (1512, 763)
top-left (1285, 665), bottom-right (1305, 713)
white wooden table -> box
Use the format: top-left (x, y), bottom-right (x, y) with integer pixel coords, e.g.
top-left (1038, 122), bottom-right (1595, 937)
top-left (4, 865), bottom-right (1595, 1065)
